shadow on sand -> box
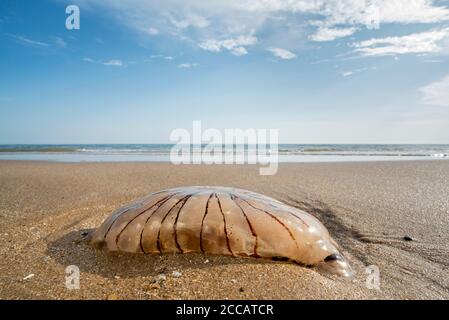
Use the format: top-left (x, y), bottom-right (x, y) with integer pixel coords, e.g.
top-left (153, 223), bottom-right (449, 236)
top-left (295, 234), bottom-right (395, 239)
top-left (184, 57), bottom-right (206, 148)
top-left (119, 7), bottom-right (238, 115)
top-left (46, 229), bottom-right (277, 279)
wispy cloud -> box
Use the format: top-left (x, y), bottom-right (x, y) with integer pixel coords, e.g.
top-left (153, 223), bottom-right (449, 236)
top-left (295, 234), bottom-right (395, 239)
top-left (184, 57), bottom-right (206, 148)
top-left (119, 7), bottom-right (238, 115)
top-left (177, 63), bottom-right (198, 69)
top-left (10, 34), bottom-right (68, 49)
top-left (11, 35), bottom-right (49, 47)
top-left (352, 27), bottom-right (449, 57)
top-left (167, 12), bottom-right (209, 29)
top-left (199, 35), bottom-right (257, 56)
top-left (310, 27), bottom-right (357, 42)
top-left (311, 58), bottom-right (331, 65)
top-left (145, 27), bottom-right (159, 35)
top-left (150, 54), bottom-right (174, 60)
top-left (103, 59), bottom-right (124, 67)
top-left (83, 57), bottom-right (96, 63)
top-left (54, 37), bottom-right (67, 48)
top-left (82, 57), bottom-right (125, 67)
top-left (267, 47), bottom-right (296, 60)
top-left (341, 66), bottom-right (376, 77)
top-left (420, 74), bottom-right (449, 106)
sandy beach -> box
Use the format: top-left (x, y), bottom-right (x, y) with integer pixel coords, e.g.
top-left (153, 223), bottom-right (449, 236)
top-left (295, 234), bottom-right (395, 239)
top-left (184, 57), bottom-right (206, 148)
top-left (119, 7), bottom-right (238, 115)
top-left (0, 160), bottom-right (448, 300)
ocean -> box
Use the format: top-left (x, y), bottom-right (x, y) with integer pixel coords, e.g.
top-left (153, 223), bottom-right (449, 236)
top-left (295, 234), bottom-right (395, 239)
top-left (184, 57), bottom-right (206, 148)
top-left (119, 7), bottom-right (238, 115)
top-left (0, 144), bottom-right (448, 163)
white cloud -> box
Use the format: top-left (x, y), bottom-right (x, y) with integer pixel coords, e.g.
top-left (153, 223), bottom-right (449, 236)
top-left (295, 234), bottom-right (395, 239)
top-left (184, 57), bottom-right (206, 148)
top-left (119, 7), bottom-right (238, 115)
top-left (240, 0), bottom-right (449, 26)
top-left (310, 27), bottom-right (357, 42)
top-left (76, 0), bottom-right (449, 27)
top-left (150, 54), bottom-right (174, 60)
top-left (103, 59), bottom-right (124, 67)
top-left (267, 47), bottom-right (296, 59)
top-left (352, 27), bottom-right (449, 56)
top-left (12, 35), bottom-right (49, 47)
top-left (177, 63), bottom-right (198, 68)
top-left (69, 0), bottom-right (449, 56)
top-left (146, 27), bottom-right (159, 35)
top-left (420, 74), bottom-right (449, 106)
top-left (341, 66), bottom-right (376, 77)
top-left (373, 0), bottom-right (449, 24)
top-left (83, 57), bottom-right (96, 63)
top-left (198, 40), bottom-right (221, 52)
top-left (54, 37), bottom-right (67, 48)
top-left (83, 58), bottom-right (125, 66)
top-left (230, 47), bottom-right (248, 56)
top-left (199, 35), bottom-right (257, 56)
top-left (167, 12), bottom-right (209, 29)
top-left (311, 58), bottom-right (331, 65)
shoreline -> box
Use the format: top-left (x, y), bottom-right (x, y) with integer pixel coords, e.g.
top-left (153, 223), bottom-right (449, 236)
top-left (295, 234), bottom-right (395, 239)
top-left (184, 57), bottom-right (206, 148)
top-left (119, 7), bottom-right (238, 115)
top-left (1, 161), bottom-right (448, 299)
top-left (0, 155), bottom-right (448, 164)
top-left (1, 144), bottom-right (448, 163)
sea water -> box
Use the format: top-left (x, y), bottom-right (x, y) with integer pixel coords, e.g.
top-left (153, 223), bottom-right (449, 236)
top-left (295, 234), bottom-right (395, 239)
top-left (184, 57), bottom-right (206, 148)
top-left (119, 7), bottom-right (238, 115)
top-left (0, 144), bottom-right (448, 163)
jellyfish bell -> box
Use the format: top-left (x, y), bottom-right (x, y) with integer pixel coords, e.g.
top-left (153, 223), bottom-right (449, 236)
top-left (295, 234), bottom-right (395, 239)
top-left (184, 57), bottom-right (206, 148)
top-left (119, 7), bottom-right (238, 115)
top-left (90, 186), bottom-right (354, 278)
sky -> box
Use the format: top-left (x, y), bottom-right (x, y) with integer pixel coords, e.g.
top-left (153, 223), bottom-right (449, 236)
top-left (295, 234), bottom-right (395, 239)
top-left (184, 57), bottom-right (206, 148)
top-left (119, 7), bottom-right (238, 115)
top-left (1, 0), bottom-right (449, 144)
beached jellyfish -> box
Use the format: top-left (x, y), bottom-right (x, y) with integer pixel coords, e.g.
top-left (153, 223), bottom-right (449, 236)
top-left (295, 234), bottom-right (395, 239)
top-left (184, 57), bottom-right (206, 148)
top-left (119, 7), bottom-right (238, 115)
top-left (89, 186), bottom-right (354, 278)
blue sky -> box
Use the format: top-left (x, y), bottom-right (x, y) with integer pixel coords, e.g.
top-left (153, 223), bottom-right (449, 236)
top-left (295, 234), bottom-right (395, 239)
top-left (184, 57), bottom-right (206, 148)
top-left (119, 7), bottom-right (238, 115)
top-left (1, 0), bottom-right (449, 144)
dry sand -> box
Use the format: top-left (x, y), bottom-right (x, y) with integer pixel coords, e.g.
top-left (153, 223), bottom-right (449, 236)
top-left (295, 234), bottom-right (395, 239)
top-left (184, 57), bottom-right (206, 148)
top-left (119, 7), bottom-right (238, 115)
top-left (0, 160), bottom-right (448, 299)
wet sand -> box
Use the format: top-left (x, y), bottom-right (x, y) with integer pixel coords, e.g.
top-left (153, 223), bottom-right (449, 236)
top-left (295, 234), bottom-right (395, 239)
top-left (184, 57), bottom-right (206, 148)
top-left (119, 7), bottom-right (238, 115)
top-left (0, 160), bottom-right (448, 299)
